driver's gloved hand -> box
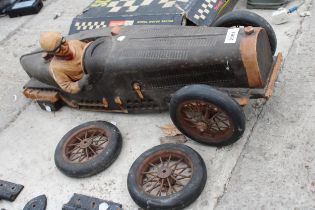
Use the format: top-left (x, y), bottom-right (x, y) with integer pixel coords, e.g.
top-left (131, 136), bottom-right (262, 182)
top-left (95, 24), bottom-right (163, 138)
top-left (78, 74), bottom-right (92, 91)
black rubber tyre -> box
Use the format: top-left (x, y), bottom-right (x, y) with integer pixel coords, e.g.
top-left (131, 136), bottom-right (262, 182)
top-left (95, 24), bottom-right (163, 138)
top-left (37, 100), bottom-right (62, 112)
top-left (127, 144), bottom-right (207, 210)
top-left (212, 10), bottom-right (277, 55)
top-left (170, 85), bottom-right (245, 147)
top-left (54, 121), bottom-right (122, 178)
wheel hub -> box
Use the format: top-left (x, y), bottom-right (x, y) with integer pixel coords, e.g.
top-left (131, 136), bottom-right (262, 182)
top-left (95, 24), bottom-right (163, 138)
top-left (79, 138), bottom-right (93, 149)
top-left (157, 167), bottom-right (172, 179)
top-left (196, 122), bottom-right (207, 132)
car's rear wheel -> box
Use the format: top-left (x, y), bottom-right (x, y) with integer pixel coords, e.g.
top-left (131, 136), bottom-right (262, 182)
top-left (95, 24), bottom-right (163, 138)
top-left (212, 10), bottom-right (277, 55)
top-left (170, 85), bottom-right (245, 146)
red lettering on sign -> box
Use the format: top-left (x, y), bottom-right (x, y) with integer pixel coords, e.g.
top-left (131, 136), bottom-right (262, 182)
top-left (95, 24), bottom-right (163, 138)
top-left (109, 20), bottom-right (126, 27)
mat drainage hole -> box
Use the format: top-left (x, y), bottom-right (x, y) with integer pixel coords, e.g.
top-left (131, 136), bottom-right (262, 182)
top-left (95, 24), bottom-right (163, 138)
top-left (32, 204), bottom-right (36, 208)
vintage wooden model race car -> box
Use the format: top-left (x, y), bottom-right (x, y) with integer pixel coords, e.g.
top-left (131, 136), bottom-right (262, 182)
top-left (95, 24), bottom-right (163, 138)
top-left (21, 25), bottom-right (282, 146)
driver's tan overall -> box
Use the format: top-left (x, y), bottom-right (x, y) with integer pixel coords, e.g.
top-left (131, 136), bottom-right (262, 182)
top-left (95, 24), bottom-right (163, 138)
top-left (49, 40), bottom-right (87, 94)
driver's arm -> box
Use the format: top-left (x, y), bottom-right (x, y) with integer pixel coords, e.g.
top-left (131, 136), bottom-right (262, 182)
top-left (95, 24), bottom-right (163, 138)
top-left (50, 68), bottom-right (80, 94)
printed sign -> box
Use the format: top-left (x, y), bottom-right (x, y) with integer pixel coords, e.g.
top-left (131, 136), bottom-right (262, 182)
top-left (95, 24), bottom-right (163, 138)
top-left (109, 20), bottom-right (134, 26)
top-left (224, 28), bottom-right (239, 44)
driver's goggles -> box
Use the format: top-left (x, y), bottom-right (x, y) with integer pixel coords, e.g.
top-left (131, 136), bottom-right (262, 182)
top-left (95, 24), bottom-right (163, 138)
top-left (48, 37), bottom-right (66, 54)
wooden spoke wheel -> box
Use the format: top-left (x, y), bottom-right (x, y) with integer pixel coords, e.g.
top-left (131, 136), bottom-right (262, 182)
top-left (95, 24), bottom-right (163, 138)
top-left (54, 121), bottom-right (122, 178)
top-left (64, 127), bottom-right (109, 163)
top-left (170, 85), bottom-right (246, 146)
top-left (128, 144), bottom-right (207, 210)
top-left (140, 151), bottom-right (193, 197)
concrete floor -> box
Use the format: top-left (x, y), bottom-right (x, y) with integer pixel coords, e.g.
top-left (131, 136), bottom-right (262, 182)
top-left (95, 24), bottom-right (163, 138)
top-left (0, 0), bottom-right (314, 209)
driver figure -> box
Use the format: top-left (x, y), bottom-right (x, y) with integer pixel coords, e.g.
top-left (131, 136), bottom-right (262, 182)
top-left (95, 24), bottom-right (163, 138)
top-left (39, 32), bottom-right (89, 94)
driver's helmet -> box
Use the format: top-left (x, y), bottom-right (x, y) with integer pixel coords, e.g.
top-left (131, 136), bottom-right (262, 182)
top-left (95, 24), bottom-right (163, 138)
top-left (39, 32), bottom-right (64, 53)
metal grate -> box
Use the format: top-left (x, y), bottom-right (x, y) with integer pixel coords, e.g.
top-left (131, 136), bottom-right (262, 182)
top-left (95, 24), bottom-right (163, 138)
top-left (77, 100), bottom-right (105, 110)
top-left (126, 98), bottom-right (159, 110)
top-left (144, 64), bottom-right (236, 89)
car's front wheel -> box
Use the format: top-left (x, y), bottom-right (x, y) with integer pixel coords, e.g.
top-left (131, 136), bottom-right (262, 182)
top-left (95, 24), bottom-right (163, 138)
top-left (170, 85), bottom-right (245, 146)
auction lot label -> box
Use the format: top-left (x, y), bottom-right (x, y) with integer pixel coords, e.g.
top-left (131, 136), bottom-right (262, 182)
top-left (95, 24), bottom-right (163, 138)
top-left (224, 28), bottom-right (239, 44)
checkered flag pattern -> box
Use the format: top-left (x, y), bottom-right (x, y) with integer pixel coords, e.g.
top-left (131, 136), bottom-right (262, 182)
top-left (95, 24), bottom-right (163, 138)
top-left (194, 0), bottom-right (217, 20)
top-left (106, 0), bottom-right (154, 12)
top-left (158, 0), bottom-right (188, 8)
top-left (74, 21), bottom-right (107, 31)
top-left (90, 0), bottom-right (111, 7)
top-left (90, 0), bottom-right (189, 11)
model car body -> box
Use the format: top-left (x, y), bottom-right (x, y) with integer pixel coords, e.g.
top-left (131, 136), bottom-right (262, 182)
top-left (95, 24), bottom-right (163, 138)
top-left (21, 25), bottom-right (282, 146)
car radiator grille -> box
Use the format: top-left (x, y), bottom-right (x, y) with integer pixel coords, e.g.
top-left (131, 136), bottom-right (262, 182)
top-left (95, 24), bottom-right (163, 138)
top-left (143, 64), bottom-right (236, 89)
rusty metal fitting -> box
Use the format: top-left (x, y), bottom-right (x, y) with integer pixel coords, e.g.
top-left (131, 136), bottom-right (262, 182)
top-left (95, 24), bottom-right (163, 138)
top-left (23, 88), bottom-right (59, 103)
top-left (102, 98), bottom-right (109, 108)
top-left (245, 26), bottom-right (255, 35)
top-left (133, 82), bottom-right (144, 99)
top-left (114, 96), bottom-right (123, 105)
